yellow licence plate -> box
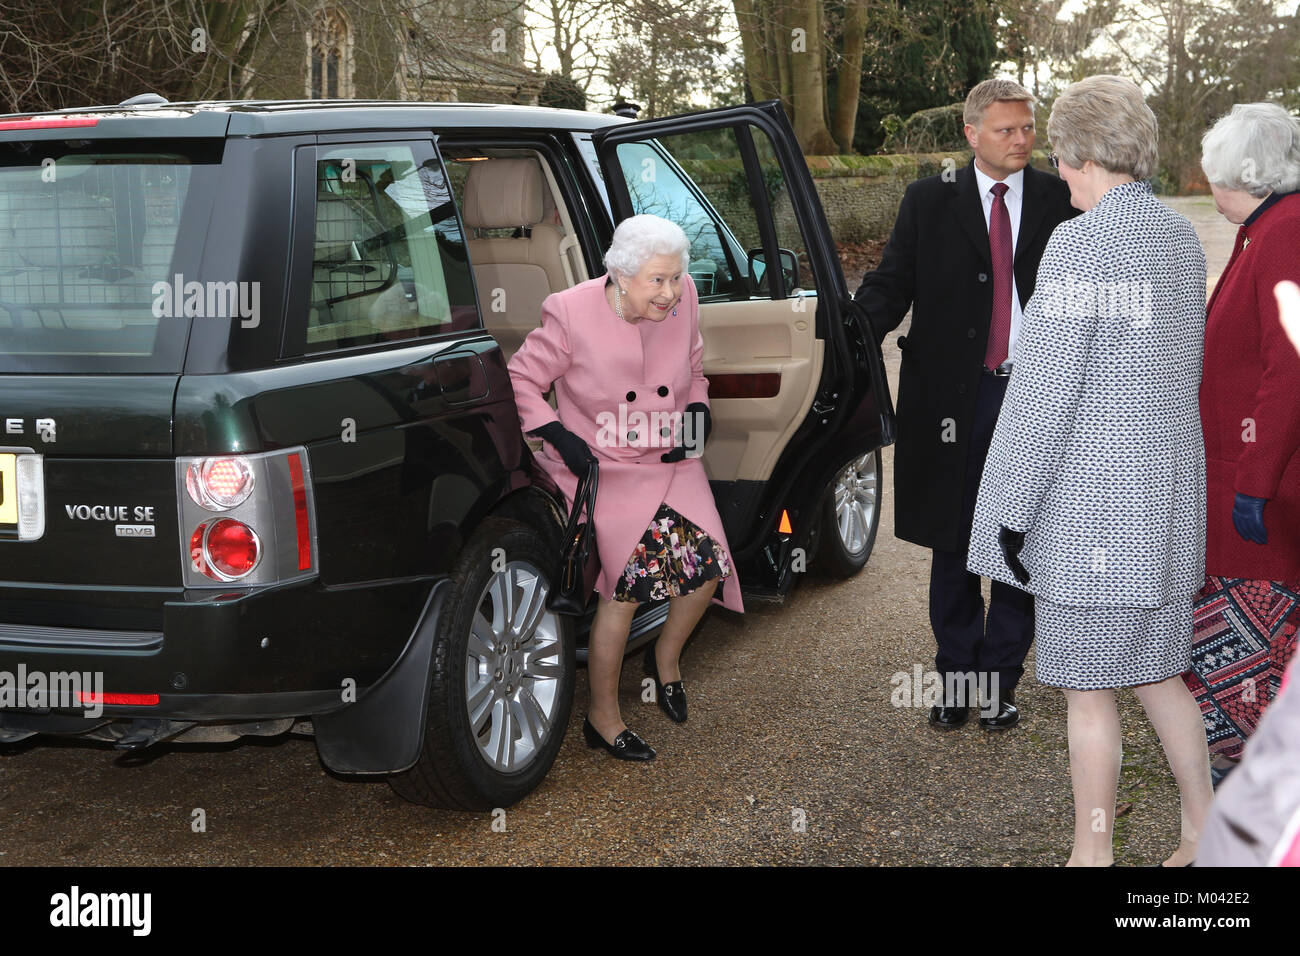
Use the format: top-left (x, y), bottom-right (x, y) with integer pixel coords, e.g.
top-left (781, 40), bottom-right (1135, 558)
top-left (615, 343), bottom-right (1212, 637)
top-left (0, 454), bottom-right (16, 526)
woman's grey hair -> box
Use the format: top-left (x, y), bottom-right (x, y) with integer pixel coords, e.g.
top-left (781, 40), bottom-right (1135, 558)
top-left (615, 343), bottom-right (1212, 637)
top-left (1047, 75), bottom-right (1159, 181)
top-left (1201, 103), bottom-right (1300, 198)
top-left (603, 214), bottom-right (690, 279)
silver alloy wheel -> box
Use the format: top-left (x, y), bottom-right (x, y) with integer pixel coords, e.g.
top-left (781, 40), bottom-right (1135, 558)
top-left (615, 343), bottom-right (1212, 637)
top-left (833, 452), bottom-right (879, 557)
top-left (464, 559), bottom-right (564, 772)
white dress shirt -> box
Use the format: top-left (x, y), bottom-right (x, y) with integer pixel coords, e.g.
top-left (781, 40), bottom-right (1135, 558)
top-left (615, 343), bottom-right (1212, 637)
top-left (973, 163), bottom-right (1025, 363)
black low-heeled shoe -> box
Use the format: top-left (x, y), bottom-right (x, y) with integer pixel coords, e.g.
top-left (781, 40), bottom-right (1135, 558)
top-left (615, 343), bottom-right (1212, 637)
top-left (582, 716), bottom-right (655, 760)
top-left (643, 644), bottom-right (688, 723)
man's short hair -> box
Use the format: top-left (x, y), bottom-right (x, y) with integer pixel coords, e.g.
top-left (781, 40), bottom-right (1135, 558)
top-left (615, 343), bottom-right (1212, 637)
top-left (964, 79), bottom-right (1035, 128)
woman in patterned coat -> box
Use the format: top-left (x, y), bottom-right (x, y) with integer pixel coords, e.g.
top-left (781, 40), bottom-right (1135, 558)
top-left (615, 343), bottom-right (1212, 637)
top-left (1185, 103), bottom-right (1300, 786)
top-left (967, 76), bottom-right (1214, 866)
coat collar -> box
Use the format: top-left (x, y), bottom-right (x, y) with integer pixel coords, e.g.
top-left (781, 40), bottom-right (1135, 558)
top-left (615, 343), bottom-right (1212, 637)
top-left (951, 159), bottom-right (1057, 266)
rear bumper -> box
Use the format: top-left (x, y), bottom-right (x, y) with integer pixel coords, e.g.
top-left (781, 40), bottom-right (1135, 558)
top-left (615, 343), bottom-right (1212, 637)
top-left (0, 573), bottom-right (436, 724)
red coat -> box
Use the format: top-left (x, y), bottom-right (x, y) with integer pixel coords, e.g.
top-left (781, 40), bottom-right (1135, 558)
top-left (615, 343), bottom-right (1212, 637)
top-left (506, 274), bottom-right (743, 612)
top-left (1200, 193), bottom-right (1300, 584)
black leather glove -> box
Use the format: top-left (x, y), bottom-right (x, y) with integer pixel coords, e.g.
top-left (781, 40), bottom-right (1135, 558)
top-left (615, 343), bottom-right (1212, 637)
top-left (999, 526), bottom-right (1030, 585)
top-left (1232, 493), bottom-right (1268, 545)
top-left (661, 402), bottom-right (711, 463)
top-left (529, 421), bottom-right (594, 477)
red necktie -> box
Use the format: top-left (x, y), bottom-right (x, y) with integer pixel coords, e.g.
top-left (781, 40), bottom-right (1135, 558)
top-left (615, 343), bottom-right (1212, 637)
top-left (985, 181), bottom-right (1012, 370)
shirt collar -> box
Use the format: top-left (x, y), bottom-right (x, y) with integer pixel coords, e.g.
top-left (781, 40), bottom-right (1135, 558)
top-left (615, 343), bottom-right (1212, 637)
top-left (973, 162), bottom-right (1025, 201)
top-left (1243, 190), bottom-right (1295, 228)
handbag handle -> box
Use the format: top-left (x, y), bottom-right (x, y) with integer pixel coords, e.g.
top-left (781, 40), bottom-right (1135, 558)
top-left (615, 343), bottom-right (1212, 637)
top-left (562, 460), bottom-right (598, 540)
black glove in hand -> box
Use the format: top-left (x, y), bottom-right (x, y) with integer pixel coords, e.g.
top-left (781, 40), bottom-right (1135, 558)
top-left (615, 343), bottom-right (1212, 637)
top-left (661, 402), bottom-right (711, 463)
top-left (1232, 493), bottom-right (1268, 545)
top-left (999, 526), bottom-right (1030, 585)
top-left (529, 421), bottom-right (594, 477)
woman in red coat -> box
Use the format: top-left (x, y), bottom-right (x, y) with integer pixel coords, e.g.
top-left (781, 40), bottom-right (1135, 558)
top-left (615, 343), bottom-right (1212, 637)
top-left (1188, 102), bottom-right (1300, 785)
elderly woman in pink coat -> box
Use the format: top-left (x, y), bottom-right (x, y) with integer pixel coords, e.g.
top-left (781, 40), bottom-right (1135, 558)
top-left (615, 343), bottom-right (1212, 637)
top-left (507, 214), bottom-right (743, 762)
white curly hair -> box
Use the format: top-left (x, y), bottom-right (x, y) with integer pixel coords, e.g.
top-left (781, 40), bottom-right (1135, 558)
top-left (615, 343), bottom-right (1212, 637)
top-left (602, 214), bottom-right (690, 281)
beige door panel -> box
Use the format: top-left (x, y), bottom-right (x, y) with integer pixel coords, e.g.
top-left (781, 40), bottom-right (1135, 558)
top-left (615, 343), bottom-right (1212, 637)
top-left (698, 296), bottom-right (822, 483)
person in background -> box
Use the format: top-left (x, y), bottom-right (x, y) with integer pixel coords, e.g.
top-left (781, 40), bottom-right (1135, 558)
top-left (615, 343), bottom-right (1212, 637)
top-left (1184, 102), bottom-right (1300, 787)
top-left (854, 78), bottom-right (1076, 730)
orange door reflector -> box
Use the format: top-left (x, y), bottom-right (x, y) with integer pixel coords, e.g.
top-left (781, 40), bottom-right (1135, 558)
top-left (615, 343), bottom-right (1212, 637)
top-left (778, 510), bottom-right (793, 534)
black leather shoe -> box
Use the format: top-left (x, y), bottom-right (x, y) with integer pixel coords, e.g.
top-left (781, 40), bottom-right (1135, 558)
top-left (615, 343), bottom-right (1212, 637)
top-left (582, 716), bottom-right (655, 760)
top-left (928, 705), bottom-right (969, 728)
top-left (643, 643), bottom-right (687, 723)
top-left (978, 688), bottom-right (1019, 730)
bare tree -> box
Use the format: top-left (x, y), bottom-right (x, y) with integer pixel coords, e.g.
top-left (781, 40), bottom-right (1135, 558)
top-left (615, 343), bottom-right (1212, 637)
top-left (522, 0), bottom-right (614, 94)
top-left (601, 0), bottom-right (732, 118)
top-left (0, 0), bottom-right (539, 114)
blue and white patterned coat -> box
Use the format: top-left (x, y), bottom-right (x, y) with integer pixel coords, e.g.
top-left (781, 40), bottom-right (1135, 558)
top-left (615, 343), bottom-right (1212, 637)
top-left (966, 181), bottom-right (1207, 608)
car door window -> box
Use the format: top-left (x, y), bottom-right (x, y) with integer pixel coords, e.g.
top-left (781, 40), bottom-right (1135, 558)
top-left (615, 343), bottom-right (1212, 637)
top-left (610, 126), bottom-right (818, 301)
top-left (306, 143), bottom-right (477, 353)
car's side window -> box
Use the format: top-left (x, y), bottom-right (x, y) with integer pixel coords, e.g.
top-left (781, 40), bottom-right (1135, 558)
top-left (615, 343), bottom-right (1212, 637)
top-left (612, 126), bottom-right (818, 300)
top-left (614, 140), bottom-right (743, 300)
top-left (306, 143), bottom-right (477, 353)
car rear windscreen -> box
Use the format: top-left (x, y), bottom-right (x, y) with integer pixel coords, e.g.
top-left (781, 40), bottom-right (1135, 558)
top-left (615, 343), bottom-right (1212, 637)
top-left (0, 140), bottom-right (220, 373)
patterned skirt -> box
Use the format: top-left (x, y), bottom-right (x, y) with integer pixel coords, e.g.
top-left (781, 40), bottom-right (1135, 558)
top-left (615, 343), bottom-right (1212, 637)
top-left (1182, 576), bottom-right (1300, 767)
top-left (1033, 594), bottom-right (1193, 690)
top-left (612, 503), bottom-right (732, 604)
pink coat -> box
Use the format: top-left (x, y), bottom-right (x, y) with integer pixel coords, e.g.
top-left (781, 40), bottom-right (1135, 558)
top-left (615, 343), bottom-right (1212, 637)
top-left (506, 274), bottom-right (743, 613)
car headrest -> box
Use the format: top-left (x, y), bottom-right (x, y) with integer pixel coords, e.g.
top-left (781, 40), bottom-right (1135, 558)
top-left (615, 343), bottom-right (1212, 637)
top-left (462, 158), bottom-right (544, 230)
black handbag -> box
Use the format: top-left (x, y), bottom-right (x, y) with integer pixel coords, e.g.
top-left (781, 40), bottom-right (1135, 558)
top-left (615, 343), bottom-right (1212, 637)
top-left (547, 461), bottom-right (600, 615)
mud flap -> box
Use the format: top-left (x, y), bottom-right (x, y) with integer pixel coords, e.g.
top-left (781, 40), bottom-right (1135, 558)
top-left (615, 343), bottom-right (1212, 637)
top-left (313, 577), bottom-right (450, 774)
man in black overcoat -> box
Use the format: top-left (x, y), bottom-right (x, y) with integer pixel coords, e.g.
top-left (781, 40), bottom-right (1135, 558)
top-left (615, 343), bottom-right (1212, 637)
top-left (855, 78), bottom-right (1077, 729)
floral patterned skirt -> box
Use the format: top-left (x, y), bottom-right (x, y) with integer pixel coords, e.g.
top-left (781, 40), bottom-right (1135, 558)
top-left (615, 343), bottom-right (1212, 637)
top-left (612, 503), bottom-right (732, 604)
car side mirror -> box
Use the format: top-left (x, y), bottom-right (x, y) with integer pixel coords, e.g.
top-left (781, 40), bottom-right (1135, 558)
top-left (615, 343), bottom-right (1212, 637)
top-left (747, 248), bottom-right (799, 295)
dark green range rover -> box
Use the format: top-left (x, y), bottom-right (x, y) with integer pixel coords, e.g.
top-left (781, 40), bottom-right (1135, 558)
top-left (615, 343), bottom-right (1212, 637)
top-left (0, 98), bottom-right (894, 808)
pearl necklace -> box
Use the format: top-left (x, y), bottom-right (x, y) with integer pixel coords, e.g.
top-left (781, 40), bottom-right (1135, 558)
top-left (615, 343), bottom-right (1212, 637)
top-left (614, 286), bottom-right (631, 323)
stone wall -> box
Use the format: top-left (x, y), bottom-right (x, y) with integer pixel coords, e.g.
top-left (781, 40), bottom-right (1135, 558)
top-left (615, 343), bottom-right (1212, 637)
top-left (680, 151), bottom-right (1059, 245)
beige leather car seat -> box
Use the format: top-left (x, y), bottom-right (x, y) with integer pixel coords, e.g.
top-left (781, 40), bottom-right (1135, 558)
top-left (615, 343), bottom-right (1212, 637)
top-left (462, 158), bottom-right (575, 361)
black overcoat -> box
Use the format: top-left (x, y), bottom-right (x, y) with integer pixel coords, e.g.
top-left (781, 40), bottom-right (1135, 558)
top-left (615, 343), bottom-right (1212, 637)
top-left (854, 159), bottom-right (1077, 552)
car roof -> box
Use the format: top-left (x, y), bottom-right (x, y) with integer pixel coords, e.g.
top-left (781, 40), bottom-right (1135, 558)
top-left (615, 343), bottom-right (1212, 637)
top-left (0, 99), bottom-right (632, 139)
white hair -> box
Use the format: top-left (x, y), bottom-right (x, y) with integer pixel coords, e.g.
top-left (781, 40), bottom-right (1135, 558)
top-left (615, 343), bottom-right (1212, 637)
top-left (1201, 102), bottom-right (1300, 197)
top-left (602, 214), bottom-right (690, 280)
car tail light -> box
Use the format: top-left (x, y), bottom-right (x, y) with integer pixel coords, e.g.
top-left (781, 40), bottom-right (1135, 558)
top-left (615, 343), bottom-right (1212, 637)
top-left (190, 519), bottom-right (262, 581)
top-left (185, 456), bottom-right (255, 511)
top-left (176, 447), bottom-right (315, 588)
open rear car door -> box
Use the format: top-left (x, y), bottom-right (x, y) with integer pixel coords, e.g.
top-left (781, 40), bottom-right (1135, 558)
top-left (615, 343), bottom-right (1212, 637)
top-left (593, 102), bottom-right (895, 597)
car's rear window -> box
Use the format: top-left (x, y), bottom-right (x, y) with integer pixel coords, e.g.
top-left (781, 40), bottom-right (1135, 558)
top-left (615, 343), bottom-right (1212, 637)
top-left (0, 140), bottom-right (220, 373)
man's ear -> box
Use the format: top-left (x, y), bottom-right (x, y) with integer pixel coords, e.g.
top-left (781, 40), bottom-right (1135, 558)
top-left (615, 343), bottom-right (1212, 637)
top-left (963, 123), bottom-right (979, 150)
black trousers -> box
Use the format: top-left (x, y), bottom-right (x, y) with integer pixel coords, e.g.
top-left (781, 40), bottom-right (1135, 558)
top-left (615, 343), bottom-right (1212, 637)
top-left (929, 372), bottom-right (1034, 694)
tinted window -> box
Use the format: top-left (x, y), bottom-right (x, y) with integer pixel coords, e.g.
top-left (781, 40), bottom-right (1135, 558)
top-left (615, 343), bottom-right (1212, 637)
top-left (0, 142), bottom-right (217, 373)
top-left (307, 144), bottom-right (478, 353)
top-left (612, 125), bottom-right (819, 299)
top-left (615, 140), bottom-right (743, 299)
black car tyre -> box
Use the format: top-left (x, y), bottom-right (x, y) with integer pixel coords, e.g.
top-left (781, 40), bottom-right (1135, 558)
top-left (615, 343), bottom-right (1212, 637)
top-left (389, 517), bottom-right (574, 809)
top-left (816, 449), bottom-right (882, 578)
